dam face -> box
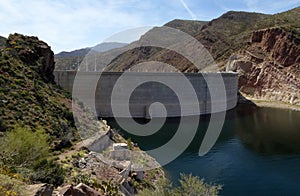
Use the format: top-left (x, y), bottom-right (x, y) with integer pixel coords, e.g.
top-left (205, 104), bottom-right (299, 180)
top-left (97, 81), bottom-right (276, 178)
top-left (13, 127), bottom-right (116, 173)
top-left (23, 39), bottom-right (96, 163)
top-left (54, 71), bottom-right (238, 118)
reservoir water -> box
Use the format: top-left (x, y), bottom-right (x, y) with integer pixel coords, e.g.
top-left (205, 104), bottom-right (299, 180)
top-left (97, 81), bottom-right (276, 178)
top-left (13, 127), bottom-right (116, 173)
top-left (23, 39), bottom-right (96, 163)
top-left (107, 104), bottom-right (300, 195)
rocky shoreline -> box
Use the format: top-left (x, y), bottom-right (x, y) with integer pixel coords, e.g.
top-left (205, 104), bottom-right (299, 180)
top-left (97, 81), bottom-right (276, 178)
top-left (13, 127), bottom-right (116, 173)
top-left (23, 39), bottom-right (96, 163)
top-left (239, 93), bottom-right (300, 112)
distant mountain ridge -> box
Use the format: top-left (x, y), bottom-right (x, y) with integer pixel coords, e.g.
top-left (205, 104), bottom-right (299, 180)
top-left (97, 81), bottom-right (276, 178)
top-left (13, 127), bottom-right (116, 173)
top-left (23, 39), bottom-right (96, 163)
top-left (104, 7), bottom-right (299, 72)
top-left (55, 42), bottom-right (127, 70)
top-left (164, 19), bottom-right (208, 36)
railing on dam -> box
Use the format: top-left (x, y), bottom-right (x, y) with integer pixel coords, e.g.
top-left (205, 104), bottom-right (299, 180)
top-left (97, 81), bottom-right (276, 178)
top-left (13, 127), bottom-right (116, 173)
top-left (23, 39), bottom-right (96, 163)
top-left (54, 71), bottom-right (238, 118)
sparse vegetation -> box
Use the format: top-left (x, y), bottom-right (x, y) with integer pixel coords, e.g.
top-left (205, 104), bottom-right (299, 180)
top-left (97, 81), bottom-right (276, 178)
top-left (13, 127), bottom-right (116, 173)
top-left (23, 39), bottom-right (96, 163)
top-left (0, 33), bottom-right (78, 145)
top-left (57, 6), bottom-right (299, 72)
top-left (0, 126), bottom-right (65, 187)
top-left (138, 173), bottom-right (222, 196)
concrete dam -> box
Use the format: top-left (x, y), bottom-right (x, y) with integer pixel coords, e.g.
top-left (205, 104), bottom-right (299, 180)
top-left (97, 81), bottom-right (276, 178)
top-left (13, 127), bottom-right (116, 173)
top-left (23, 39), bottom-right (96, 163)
top-left (54, 71), bottom-right (238, 118)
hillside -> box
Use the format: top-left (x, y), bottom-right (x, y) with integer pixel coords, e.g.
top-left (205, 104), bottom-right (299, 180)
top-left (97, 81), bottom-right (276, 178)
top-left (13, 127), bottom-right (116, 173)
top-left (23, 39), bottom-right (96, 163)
top-left (55, 42), bottom-right (127, 70)
top-left (0, 33), bottom-right (81, 194)
top-left (0, 33), bottom-right (78, 141)
top-left (104, 7), bottom-right (300, 72)
top-left (164, 19), bottom-right (208, 36)
top-left (104, 11), bottom-right (269, 72)
top-left (0, 33), bottom-right (164, 195)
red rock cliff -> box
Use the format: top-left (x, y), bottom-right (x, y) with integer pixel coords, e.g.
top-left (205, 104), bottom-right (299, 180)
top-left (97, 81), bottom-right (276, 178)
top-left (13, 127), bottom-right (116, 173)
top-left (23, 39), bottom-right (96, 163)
top-left (228, 28), bottom-right (300, 106)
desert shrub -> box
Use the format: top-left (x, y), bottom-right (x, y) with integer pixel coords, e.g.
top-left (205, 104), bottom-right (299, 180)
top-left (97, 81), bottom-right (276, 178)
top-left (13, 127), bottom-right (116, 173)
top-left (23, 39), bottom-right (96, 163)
top-left (72, 173), bottom-right (119, 195)
top-left (138, 173), bottom-right (222, 196)
top-left (0, 117), bottom-right (7, 131)
top-left (175, 173), bottom-right (222, 196)
top-left (99, 180), bottom-right (119, 196)
top-left (0, 126), bottom-right (65, 186)
top-left (30, 158), bottom-right (65, 186)
top-left (0, 126), bottom-right (49, 167)
top-left (0, 174), bottom-right (25, 196)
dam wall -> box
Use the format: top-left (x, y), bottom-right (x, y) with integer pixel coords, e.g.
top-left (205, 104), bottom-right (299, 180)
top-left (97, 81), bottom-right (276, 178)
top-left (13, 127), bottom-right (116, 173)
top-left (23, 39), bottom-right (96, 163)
top-left (54, 71), bottom-right (238, 118)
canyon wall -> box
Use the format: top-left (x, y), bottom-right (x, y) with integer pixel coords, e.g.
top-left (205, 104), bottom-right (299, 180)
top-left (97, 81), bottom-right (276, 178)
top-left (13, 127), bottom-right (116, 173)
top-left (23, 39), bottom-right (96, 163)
top-left (228, 28), bottom-right (300, 106)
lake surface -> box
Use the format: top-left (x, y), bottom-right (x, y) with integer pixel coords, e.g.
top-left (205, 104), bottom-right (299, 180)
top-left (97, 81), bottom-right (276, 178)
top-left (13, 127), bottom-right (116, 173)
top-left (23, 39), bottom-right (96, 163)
top-left (107, 104), bottom-right (300, 195)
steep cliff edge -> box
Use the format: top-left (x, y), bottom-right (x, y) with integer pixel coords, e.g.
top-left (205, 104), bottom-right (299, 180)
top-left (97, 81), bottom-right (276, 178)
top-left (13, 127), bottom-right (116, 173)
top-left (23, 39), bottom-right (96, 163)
top-left (229, 28), bottom-right (300, 107)
top-left (0, 33), bottom-right (78, 138)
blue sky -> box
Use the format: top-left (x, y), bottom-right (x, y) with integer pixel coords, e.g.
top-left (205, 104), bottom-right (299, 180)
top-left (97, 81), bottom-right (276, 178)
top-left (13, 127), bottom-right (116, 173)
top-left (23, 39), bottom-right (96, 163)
top-left (0, 0), bottom-right (299, 53)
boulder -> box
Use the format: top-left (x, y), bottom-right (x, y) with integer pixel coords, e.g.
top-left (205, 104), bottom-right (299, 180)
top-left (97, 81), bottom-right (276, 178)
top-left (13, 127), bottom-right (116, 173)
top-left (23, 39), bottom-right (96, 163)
top-left (27, 183), bottom-right (54, 196)
top-left (56, 183), bottom-right (102, 196)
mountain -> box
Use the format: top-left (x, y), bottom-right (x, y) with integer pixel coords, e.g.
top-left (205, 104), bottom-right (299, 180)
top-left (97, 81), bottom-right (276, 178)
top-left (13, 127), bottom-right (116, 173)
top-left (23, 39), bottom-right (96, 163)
top-left (92, 42), bottom-right (128, 53)
top-left (105, 7), bottom-right (300, 71)
top-left (104, 7), bottom-right (300, 107)
top-left (164, 19), bottom-right (208, 36)
top-left (53, 7), bottom-right (300, 107)
top-left (54, 42), bottom-right (127, 70)
top-left (55, 47), bottom-right (90, 57)
top-left (104, 11), bottom-right (269, 72)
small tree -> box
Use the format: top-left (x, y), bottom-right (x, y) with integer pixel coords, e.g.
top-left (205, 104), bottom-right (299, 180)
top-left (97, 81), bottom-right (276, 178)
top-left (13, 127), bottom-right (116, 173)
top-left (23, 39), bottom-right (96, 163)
top-left (0, 125), bottom-right (65, 186)
top-left (138, 173), bottom-right (222, 196)
top-left (0, 125), bottom-right (49, 168)
top-left (127, 138), bottom-right (133, 150)
top-left (175, 173), bottom-right (222, 196)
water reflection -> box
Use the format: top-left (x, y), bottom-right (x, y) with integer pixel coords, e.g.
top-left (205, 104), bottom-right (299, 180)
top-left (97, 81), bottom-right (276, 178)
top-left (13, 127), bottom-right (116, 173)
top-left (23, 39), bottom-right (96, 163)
top-left (106, 104), bottom-right (300, 195)
top-left (235, 105), bottom-right (300, 154)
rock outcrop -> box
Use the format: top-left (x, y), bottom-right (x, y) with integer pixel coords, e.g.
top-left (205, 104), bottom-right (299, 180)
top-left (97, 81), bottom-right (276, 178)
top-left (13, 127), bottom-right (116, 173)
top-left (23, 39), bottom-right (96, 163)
top-left (26, 183), bottom-right (54, 196)
top-left (229, 28), bottom-right (300, 106)
top-left (7, 33), bottom-right (55, 82)
top-left (55, 183), bottom-right (102, 196)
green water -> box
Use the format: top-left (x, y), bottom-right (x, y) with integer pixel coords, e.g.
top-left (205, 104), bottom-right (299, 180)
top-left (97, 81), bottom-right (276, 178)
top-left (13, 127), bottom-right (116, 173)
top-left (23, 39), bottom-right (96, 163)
top-left (107, 104), bottom-right (300, 195)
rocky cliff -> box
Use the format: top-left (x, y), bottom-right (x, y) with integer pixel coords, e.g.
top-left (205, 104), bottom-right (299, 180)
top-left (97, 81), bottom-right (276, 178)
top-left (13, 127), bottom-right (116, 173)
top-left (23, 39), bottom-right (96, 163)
top-left (0, 33), bottom-right (77, 141)
top-left (229, 27), bottom-right (300, 106)
top-left (7, 34), bottom-right (55, 83)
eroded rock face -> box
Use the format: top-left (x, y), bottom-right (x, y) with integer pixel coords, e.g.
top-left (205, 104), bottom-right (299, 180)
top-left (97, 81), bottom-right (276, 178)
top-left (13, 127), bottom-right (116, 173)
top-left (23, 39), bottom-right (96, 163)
top-left (251, 28), bottom-right (300, 67)
top-left (230, 28), bottom-right (300, 105)
top-left (7, 33), bottom-right (55, 82)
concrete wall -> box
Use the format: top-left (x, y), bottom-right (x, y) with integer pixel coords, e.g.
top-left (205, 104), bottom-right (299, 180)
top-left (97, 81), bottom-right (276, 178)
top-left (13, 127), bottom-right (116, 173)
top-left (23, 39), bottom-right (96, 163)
top-left (54, 71), bottom-right (238, 118)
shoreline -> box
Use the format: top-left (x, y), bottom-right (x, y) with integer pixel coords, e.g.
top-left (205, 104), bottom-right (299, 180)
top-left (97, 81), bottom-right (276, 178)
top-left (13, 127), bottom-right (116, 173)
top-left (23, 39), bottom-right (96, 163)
top-left (238, 95), bottom-right (300, 112)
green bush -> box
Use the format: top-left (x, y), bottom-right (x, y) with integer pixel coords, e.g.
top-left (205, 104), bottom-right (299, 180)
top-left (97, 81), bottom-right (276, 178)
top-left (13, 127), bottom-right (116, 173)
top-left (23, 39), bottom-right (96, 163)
top-left (138, 173), bottom-right (222, 196)
top-left (30, 158), bottom-right (65, 186)
top-left (0, 126), bottom-right (49, 167)
top-left (0, 174), bottom-right (25, 196)
top-left (176, 174), bottom-right (222, 196)
top-left (0, 126), bottom-right (65, 186)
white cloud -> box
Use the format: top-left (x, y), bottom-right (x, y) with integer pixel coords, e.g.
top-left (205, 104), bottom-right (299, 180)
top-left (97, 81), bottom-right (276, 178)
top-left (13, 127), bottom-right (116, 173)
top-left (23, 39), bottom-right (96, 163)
top-left (0, 0), bottom-right (154, 52)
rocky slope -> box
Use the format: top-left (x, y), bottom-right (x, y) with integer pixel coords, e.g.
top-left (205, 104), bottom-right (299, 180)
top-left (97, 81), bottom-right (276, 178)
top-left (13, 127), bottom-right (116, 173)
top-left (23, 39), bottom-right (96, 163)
top-left (0, 33), bottom-right (77, 140)
top-left (229, 27), bottom-right (300, 107)
top-left (0, 33), bottom-right (164, 195)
